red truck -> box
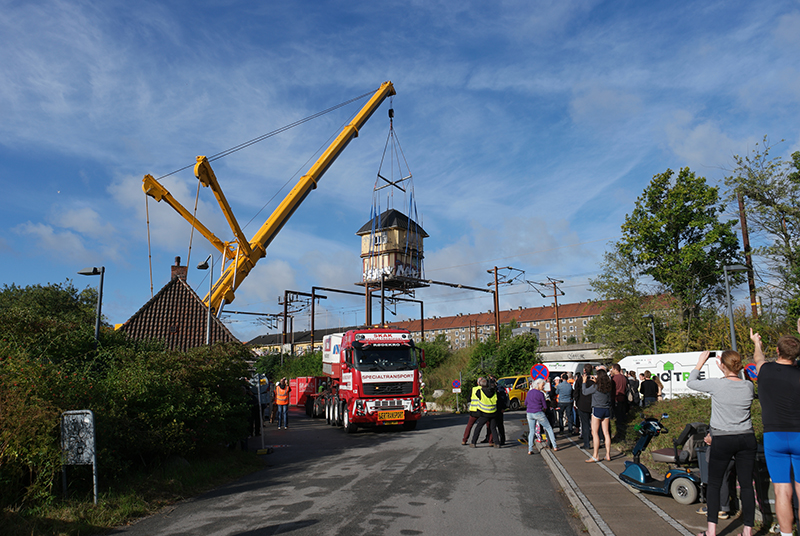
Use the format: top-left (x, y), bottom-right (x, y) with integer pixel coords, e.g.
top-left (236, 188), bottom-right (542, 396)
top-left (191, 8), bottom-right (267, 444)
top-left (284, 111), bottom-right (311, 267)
top-left (311, 328), bottom-right (425, 433)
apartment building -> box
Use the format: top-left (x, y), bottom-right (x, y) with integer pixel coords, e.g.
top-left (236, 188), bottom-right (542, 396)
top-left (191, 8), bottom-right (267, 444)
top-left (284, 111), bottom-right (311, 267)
top-left (388, 300), bottom-right (606, 349)
top-left (247, 299), bottom-right (608, 354)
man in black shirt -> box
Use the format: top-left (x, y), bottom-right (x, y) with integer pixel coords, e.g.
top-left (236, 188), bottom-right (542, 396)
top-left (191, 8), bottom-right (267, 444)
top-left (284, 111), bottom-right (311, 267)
top-left (639, 371), bottom-right (659, 406)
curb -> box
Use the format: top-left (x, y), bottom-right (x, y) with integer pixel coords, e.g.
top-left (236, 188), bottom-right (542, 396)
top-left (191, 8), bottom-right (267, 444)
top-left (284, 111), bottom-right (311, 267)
top-left (538, 444), bottom-right (609, 536)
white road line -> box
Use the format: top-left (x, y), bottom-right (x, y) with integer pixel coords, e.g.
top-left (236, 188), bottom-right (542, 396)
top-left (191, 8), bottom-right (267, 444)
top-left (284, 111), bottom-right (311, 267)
top-left (540, 447), bottom-right (615, 536)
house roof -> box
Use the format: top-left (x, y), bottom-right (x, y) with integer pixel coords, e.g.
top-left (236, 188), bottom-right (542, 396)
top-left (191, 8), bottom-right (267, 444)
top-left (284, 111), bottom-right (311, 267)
top-left (356, 208), bottom-right (428, 237)
top-left (247, 325), bottom-right (358, 347)
top-left (117, 276), bottom-right (240, 351)
top-left (384, 300), bottom-right (610, 332)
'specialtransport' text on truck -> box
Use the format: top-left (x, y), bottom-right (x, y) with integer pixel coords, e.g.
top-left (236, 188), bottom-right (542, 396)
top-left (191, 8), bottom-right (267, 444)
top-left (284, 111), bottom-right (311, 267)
top-left (309, 328), bottom-right (426, 433)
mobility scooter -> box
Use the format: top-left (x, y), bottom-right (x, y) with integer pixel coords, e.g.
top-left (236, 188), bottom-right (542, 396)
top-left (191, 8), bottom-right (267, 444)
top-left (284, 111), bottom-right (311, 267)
top-left (619, 415), bottom-right (706, 505)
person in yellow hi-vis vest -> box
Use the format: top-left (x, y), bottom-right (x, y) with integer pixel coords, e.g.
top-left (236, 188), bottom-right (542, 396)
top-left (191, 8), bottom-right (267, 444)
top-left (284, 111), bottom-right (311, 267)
top-left (469, 377), bottom-right (499, 448)
top-left (461, 379), bottom-right (487, 445)
top-left (275, 378), bottom-right (292, 429)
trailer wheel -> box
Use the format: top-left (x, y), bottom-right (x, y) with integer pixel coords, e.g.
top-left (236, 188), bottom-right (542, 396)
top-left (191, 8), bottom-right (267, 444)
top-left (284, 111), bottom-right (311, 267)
top-left (670, 477), bottom-right (698, 505)
top-left (343, 407), bottom-right (358, 434)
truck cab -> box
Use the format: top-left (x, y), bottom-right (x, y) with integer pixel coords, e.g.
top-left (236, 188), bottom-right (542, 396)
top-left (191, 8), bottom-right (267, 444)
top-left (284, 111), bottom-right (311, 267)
top-left (319, 328), bottom-right (425, 433)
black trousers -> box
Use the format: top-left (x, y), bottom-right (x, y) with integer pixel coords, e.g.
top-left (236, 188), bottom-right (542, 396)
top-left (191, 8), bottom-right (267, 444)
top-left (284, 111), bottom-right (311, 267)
top-left (471, 414), bottom-right (499, 446)
top-left (706, 433), bottom-right (757, 526)
top-left (578, 408), bottom-right (592, 449)
top-left (495, 411), bottom-right (505, 445)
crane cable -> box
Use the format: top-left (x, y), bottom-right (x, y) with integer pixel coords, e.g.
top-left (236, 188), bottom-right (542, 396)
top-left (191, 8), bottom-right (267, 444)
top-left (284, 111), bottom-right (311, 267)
top-left (187, 179), bottom-right (202, 273)
top-left (149, 89), bottom-right (378, 184)
top-left (145, 194), bottom-right (154, 299)
top-left (144, 88), bottom-right (378, 296)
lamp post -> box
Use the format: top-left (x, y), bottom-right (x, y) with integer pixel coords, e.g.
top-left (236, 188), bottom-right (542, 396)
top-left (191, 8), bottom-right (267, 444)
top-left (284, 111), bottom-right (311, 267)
top-left (197, 255), bottom-right (213, 346)
top-left (723, 264), bottom-right (748, 353)
top-left (642, 314), bottom-right (657, 354)
top-left (78, 266), bottom-right (105, 350)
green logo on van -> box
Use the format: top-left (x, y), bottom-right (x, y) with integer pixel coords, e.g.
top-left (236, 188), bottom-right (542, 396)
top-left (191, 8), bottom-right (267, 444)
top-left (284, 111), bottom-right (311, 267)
top-left (663, 361), bottom-right (674, 371)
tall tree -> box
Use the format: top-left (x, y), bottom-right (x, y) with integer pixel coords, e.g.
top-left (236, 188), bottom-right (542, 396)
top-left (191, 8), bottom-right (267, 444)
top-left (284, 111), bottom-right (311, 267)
top-left (585, 245), bottom-right (662, 359)
top-left (724, 137), bottom-right (800, 317)
top-left (619, 167), bottom-right (741, 323)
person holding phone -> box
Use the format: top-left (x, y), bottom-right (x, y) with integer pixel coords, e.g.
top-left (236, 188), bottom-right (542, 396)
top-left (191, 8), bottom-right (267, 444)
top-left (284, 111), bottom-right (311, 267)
top-left (687, 350), bottom-right (756, 536)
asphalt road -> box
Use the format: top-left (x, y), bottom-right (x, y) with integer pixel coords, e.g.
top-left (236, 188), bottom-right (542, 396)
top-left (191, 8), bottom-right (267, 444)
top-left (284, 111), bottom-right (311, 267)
top-left (109, 409), bottom-right (583, 536)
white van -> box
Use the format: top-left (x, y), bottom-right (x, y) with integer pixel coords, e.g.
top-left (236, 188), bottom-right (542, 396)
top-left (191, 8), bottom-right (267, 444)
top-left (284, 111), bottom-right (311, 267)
top-left (617, 351), bottom-right (725, 400)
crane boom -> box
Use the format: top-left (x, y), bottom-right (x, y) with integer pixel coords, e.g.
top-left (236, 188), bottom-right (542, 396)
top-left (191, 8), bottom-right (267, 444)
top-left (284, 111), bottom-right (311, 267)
top-left (143, 81), bottom-right (396, 315)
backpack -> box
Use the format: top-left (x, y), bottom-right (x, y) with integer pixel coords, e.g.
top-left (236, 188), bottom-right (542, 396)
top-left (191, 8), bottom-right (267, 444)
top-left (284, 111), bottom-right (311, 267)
top-left (626, 380), bottom-right (639, 404)
top-left (496, 385), bottom-right (509, 411)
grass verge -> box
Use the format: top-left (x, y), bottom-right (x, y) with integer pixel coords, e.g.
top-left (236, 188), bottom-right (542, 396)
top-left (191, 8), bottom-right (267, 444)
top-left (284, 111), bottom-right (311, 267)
top-left (2, 446), bottom-right (266, 536)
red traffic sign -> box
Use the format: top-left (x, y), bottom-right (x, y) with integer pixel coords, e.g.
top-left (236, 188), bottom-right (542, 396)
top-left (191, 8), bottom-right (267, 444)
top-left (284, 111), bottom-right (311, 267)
top-left (452, 379), bottom-right (461, 388)
top-left (530, 363), bottom-right (549, 380)
top-left (745, 363), bottom-right (758, 380)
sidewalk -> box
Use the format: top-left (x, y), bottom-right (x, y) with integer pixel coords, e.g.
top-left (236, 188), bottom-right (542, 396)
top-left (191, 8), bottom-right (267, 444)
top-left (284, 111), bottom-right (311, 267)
top-left (537, 428), bottom-right (768, 536)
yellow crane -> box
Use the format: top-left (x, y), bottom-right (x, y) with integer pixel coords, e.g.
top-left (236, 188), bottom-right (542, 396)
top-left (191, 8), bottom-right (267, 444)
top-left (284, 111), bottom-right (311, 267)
top-left (142, 81), bottom-right (396, 315)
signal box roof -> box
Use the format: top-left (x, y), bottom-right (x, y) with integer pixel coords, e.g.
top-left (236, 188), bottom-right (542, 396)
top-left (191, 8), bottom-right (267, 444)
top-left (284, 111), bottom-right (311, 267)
top-left (356, 208), bottom-right (428, 237)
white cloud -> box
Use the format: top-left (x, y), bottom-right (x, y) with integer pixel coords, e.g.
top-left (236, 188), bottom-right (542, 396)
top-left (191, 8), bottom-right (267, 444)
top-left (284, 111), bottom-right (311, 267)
top-left (13, 222), bottom-right (93, 264)
top-left (663, 112), bottom-right (753, 174)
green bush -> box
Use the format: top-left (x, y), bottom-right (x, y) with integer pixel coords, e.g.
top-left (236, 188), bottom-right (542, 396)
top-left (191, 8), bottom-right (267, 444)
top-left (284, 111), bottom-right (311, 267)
top-left (0, 282), bottom-right (253, 509)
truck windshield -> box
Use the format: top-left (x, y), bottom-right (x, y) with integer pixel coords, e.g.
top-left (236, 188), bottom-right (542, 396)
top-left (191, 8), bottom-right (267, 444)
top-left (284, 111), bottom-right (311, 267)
top-left (354, 345), bottom-right (417, 371)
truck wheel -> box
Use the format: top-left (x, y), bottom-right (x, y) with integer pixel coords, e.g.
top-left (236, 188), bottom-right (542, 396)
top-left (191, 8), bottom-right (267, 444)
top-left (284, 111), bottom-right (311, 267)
top-left (343, 408), bottom-right (358, 434)
top-left (509, 398), bottom-right (520, 411)
top-left (670, 477), bottom-right (698, 505)
top-left (332, 397), bottom-right (340, 426)
top-left (325, 399), bottom-right (332, 424)
top-left (403, 420), bottom-right (417, 431)
top-left (336, 399), bottom-right (345, 427)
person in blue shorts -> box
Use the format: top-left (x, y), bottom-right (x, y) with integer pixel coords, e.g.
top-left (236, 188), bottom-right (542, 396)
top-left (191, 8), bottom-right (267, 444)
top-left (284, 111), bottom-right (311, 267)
top-left (751, 324), bottom-right (800, 536)
top-left (581, 367), bottom-right (613, 463)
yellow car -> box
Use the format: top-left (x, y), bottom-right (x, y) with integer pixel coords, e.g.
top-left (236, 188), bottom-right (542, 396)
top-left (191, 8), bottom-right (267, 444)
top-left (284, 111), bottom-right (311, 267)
top-left (497, 375), bottom-right (531, 411)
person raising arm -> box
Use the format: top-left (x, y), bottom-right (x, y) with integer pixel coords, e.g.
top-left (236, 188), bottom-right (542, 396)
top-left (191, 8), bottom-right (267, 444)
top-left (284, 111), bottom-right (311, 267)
top-left (749, 325), bottom-right (800, 536)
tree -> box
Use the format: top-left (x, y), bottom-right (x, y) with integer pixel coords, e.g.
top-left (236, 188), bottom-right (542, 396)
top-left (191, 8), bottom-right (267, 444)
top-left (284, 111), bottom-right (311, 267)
top-left (724, 137), bottom-right (800, 317)
top-left (467, 320), bottom-right (539, 379)
top-left (619, 167), bottom-right (741, 323)
top-left (585, 245), bottom-right (667, 358)
top-left (416, 334), bottom-right (451, 369)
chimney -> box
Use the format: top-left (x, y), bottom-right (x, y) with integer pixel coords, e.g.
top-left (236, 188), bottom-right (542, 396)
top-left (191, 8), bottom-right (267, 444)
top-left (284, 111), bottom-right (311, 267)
top-left (171, 256), bottom-right (188, 281)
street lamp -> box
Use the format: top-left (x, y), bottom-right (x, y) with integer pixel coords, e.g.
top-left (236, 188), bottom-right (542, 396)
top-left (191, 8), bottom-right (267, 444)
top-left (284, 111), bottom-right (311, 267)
top-left (197, 254), bottom-right (213, 346)
top-left (642, 314), bottom-right (657, 354)
top-left (723, 264), bottom-right (748, 353)
top-left (78, 266), bottom-right (105, 350)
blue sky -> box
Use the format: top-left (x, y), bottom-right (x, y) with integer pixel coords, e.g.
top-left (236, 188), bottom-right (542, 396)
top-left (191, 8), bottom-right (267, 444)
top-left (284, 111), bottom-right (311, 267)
top-left (2, 0), bottom-right (799, 342)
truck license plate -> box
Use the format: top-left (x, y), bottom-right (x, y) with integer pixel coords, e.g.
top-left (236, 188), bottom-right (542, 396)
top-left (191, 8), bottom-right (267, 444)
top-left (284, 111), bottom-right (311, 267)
top-left (378, 410), bottom-right (404, 421)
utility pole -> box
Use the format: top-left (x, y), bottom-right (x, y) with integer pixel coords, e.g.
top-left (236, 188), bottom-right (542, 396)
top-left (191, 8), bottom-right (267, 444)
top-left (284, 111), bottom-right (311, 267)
top-left (486, 266), bottom-right (524, 343)
top-left (530, 277), bottom-right (565, 346)
top-left (738, 191), bottom-right (758, 318)
top-left (492, 267), bottom-right (501, 342)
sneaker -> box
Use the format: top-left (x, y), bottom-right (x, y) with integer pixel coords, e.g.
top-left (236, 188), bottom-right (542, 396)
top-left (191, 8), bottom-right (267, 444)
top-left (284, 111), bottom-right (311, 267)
top-left (718, 511), bottom-right (729, 520)
top-left (469, 443), bottom-right (476, 448)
